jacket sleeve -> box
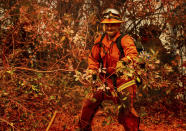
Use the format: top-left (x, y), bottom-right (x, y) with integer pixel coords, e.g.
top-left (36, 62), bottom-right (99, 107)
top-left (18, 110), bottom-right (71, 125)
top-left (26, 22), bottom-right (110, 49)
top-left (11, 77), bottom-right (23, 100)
top-left (121, 35), bottom-right (138, 62)
top-left (88, 36), bottom-right (102, 70)
top-left (88, 44), bottom-right (100, 70)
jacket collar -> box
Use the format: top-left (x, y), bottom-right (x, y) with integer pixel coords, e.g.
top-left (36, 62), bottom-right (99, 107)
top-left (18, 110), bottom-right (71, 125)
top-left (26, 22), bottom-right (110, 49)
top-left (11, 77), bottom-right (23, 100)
top-left (102, 32), bottom-right (121, 48)
top-left (104, 32), bottom-right (121, 42)
top-left (111, 31), bottom-right (121, 42)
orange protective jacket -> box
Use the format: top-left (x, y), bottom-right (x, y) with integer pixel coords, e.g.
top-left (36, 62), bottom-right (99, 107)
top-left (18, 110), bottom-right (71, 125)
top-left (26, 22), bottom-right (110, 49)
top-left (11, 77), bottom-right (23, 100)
top-left (88, 32), bottom-right (138, 88)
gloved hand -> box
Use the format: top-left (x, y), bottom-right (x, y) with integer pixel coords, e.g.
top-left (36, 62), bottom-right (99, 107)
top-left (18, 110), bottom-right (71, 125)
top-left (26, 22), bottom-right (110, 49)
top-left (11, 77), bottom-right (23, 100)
top-left (116, 60), bottom-right (125, 74)
top-left (86, 69), bottom-right (97, 81)
top-left (116, 56), bottom-right (132, 70)
top-left (116, 57), bottom-right (133, 74)
top-left (116, 60), bottom-right (127, 69)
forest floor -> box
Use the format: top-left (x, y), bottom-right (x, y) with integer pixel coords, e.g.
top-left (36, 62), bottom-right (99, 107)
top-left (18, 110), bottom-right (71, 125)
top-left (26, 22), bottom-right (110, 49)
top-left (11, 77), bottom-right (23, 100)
top-left (49, 108), bottom-right (185, 131)
top-left (48, 87), bottom-right (185, 131)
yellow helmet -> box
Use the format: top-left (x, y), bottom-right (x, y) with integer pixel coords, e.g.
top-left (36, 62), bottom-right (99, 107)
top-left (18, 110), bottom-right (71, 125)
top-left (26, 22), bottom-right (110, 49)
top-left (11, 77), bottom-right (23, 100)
top-left (101, 8), bottom-right (124, 24)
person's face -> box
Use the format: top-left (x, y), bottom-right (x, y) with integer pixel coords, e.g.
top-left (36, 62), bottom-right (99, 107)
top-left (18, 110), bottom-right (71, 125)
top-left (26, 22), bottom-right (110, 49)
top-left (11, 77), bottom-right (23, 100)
top-left (105, 23), bottom-right (121, 38)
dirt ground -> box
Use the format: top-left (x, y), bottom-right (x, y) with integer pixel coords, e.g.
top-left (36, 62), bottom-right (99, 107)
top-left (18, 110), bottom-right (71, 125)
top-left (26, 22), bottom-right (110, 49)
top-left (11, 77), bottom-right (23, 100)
top-left (48, 109), bottom-right (185, 131)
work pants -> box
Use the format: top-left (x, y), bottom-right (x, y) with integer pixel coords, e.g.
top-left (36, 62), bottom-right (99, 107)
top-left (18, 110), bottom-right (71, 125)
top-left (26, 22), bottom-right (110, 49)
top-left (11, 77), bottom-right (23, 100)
top-left (79, 85), bottom-right (140, 131)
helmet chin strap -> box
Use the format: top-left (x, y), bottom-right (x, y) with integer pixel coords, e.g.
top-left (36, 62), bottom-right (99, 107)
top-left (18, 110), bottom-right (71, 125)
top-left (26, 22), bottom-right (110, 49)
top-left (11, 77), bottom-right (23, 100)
top-left (103, 24), bottom-right (106, 32)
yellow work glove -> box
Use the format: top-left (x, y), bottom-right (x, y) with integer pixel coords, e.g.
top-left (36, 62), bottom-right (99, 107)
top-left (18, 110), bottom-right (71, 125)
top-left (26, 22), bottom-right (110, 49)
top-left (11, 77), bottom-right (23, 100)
top-left (116, 60), bottom-right (126, 72)
top-left (116, 61), bottom-right (124, 69)
top-left (86, 69), bottom-right (97, 81)
top-left (116, 56), bottom-right (132, 72)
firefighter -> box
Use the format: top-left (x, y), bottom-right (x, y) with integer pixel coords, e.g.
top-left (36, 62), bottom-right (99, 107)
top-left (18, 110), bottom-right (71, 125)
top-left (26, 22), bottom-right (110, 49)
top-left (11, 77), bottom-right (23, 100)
top-left (79, 8), bottom-right (140, 131)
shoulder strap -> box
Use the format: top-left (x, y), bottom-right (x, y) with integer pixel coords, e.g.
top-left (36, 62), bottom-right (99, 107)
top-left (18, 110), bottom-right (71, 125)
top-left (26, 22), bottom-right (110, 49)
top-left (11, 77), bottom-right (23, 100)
top-left (98, 33), bottom-right (106, 47)
top-left (116, 33), bottom-right (125, 59)
top-left (115, 33), bottom-right (145, 58)
top-left (135, 41), bottom-right (144, 53)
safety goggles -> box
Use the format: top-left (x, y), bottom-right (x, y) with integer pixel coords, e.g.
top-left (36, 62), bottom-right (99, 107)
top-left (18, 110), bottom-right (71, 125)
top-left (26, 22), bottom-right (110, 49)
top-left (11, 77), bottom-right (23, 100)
top-left (102, 8), bottom-right (121, 20)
